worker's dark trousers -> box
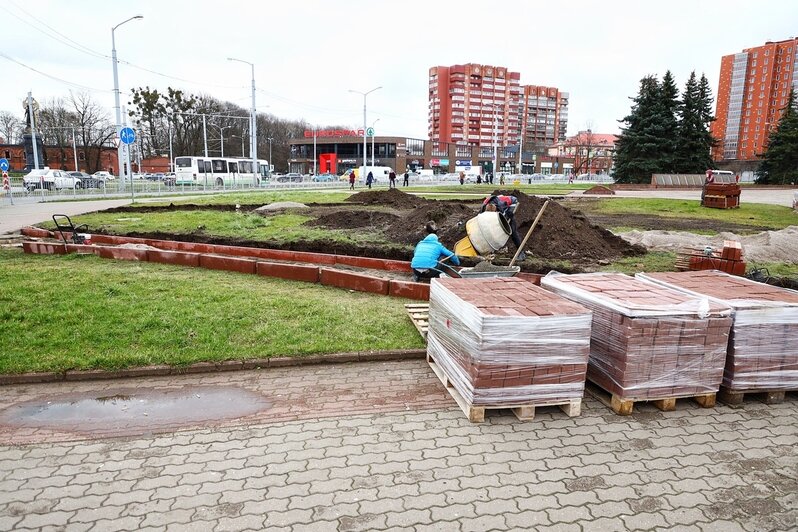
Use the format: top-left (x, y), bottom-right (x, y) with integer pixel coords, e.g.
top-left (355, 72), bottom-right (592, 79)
top-left (505, 213), bottom-right (522, 248)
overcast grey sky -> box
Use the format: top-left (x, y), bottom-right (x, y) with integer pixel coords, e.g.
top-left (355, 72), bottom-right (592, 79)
top-left (2, 0), bottom-right (797, 139)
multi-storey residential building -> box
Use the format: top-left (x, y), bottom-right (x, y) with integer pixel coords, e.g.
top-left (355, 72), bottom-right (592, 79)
top-left (429, 64), bottom-right (569, 173)
top-left (712, 38), bottom-right (798, 162)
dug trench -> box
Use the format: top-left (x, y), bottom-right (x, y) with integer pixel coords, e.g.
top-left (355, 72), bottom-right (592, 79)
top-left (94, 189), bottom-right (647, 273)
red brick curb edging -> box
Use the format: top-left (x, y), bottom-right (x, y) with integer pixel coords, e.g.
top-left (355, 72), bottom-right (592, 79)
top-left (0, 349), bottom-right (427, 385)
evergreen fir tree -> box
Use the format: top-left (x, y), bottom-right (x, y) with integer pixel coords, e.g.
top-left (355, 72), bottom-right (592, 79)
top-left (757, 89), bottom-right (798, 185)
top-left (675, 71), bottom-right (714, 173)
top-left (659, 70), bottom-right (680, 172)
top-left (614, 76), bottom-right (668, 183)
top-left (696, 73), bottom-right (717, 169)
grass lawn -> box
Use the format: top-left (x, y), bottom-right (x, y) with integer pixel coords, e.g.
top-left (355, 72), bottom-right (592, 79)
top-left (577, 198), bottom-right (798, 230)
top-left (0, 248), bottom-right (424, 374)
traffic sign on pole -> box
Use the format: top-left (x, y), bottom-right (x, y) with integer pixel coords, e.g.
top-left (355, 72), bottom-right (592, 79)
top-left (0, 158), bottom-right (9, 172)
top-left (366, 127), bottom-right (375, 137)
top-left (120, 127), bottom-right (136, 145)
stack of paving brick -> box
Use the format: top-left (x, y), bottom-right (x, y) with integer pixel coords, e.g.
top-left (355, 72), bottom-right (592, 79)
top-left (638, 270), bottom-right (798, 392)
top-left (703, 183), bottom-right (741, 208)
top-left (676, 240), bottom-right (746, 276)
top-left (541, 273), bottom-right (733, 400)
top-left (426, 277), bottom-right (592, 407)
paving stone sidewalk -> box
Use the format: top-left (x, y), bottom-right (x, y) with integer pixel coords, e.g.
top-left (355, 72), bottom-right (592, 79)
top-left (0, 360), bottom-right (796, 531)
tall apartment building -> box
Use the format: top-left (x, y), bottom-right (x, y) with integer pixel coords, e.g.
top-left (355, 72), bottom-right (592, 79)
top-left (428, 64), bottom-right (568, 151)
top-left (712, 37), bottom-right (798, 161)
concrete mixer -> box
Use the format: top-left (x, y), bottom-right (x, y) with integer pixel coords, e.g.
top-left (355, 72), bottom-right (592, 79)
top-left (453, 211), bottom-right (512, 257)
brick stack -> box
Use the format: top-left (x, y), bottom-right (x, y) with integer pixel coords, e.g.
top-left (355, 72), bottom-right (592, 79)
top-left (541, 273), bottom-right (733, 400)
top-left (703, 183), bottom-right (741, 208)
top-left (638, 270), bottom-right (798, 392)
top-left (426, 277), bottom-right (592, 407)
top-left (676, 240), bottom-right (746, 276)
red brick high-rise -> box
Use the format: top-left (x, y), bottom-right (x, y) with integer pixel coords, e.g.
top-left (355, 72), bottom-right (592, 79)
top-left (712, 37), bottom-right (798, 162)
top-left (428, 64), bottom-right (568, 151)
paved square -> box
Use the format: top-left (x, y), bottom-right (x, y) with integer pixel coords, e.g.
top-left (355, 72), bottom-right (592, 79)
top-left (0, 360), bottom-right (796, 531)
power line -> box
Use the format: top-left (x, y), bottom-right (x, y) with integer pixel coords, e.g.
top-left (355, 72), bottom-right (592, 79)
top-left (0, 52), bottom-right (112, 93)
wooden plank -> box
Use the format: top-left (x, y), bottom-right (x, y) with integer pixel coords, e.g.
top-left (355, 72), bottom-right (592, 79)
top-left (588, 380), bottom-right (718, 416)
top-left (405, 303), bottom-right (430, 340)
top-left (719, 387), bottom-right (791, 405)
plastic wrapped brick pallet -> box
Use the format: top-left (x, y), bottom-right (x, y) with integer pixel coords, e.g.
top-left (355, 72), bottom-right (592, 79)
top-left (427, 277), bottom-right (592, 407)
top-left (541, 272), bottom-right (733, 401)
top-left (637, 270), bottom-right (798, 392)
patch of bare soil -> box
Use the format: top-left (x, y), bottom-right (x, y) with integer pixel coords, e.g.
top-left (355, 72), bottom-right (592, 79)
top-left (94, 189), bottom-right (646, 272)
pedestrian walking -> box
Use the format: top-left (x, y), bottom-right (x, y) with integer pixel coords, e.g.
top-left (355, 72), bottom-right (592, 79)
top-left (349, 170), bottom-right (356, 191)
top-left (459, 171), bottom-right (465, 186)
top-left (403, 171), bottom-right (409, 187)
top-left (389, 170), bottom-right (396, 189)
top-left (366, 171), bottom-right (374, 189)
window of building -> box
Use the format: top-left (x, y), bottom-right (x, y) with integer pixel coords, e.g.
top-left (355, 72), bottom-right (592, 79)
top-left (78, 151), bottom-right (85, 161)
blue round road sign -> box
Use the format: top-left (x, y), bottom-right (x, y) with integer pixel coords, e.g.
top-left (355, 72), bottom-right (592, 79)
top-left (0, 158), bottom-right (9, 172)
top-left (120, 127), bottom-right (136, 145)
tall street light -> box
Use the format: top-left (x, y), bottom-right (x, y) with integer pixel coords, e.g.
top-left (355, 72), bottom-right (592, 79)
top-left (266, 137), bottom-right (274, 175)
top-left (228, 58), bottom-right (257, 185)
top-left (349, 86), bottom-right (381, 173)
top-left (371, 118), bottom-right (380, 168)
top-left (111, 14), bottom-right (143, 190)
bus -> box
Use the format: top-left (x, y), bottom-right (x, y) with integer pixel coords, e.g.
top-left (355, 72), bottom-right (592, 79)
top-left (174, 156), bottom-right (269, 187)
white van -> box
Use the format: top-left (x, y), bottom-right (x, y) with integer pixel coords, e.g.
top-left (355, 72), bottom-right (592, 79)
top-left (357, 166), bottom-right (393, 184)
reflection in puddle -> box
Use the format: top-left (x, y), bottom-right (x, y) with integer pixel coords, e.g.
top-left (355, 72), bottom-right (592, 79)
top-left (0, 386), bottom-right (271, 434)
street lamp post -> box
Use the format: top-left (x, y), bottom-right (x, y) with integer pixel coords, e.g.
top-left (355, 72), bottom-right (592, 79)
top-left (371, 118), bottom-right (380, 168)
top-left (349, 86), bottom-right (381, 173)
top-left (228, 58), bottom-right (257, 186)
top-left (111, 14), bottom-right (143, 191)
top-left (266, 137), bottom-right (273, 175)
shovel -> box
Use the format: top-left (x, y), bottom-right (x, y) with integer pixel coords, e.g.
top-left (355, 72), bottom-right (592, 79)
top-left (509, 199), bottom-right (550, 267)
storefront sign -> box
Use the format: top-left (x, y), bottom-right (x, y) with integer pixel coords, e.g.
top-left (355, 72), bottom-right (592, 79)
top-left (304, 129), bottom-right (364, 138)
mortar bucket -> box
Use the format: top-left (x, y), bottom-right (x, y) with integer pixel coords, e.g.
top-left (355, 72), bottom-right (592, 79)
top-left (465, 212), bottom-right (511, 255)
top-left (454, 236), bottom-right (478, 257)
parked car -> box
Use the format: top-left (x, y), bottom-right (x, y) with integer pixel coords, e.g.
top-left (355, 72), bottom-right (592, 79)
top-left (70, 171), bottom-right (105, 189)
top-left (312, 173), bottom-right (335, 182)
top-left (276, 172), bottom-right (303, 183)
top-left (93, 171), bottom-right (115, 181)
top-left (132, 173), bottom-right (146, 180)
top-left (145, 173), bottom-right (166, 181)
top-left (23, 168), bottom-right (82, 191)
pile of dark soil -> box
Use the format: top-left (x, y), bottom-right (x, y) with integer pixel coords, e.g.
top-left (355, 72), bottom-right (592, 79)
top-left (346, 188), bottom-right (428, 209)
top-left (306, 210), bottom-right (401, 229)
top-left (584, 185), bottom-right (615, 195)
top-left (385, 202), bottom-right (475, 245)
top-left (437, 190), bottom-right (644, 263)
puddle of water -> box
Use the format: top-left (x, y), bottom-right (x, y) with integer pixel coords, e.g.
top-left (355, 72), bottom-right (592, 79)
top-left (0, 385), bottom-right (271, 434)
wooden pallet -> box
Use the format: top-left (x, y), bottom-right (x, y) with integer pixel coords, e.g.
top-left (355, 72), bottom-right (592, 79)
top-left (427, 354), bottom-right (581, 423)
top-left (718, 386), bottom-right (796, 406)
top-left (405, 303), bottom-right (430, 340)
top-left (586, 381), bottom-right (716, 416)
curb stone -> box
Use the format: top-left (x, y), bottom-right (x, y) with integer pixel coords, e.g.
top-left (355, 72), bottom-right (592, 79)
top-left (0, 350), bottom-right (427, 385)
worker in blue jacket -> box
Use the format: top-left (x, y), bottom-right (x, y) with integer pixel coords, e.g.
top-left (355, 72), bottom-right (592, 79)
top-left (410, 221), bottom-right (461, 282)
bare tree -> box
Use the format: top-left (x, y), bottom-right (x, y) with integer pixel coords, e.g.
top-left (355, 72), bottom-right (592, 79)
top-left (68, 92), bottom-right (115, 173)
top-left (0, 111), bottom-right (21, 144)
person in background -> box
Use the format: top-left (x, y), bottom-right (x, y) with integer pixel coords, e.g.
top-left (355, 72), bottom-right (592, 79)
top-left (481, 194), bottom-right (525, 261)
top-left (366, 171), bottom-right (374, 189)
top-left (403, 171), bottom-right (409, 187)
top-left (389, 170), bottom-right (396, 189)
top-left (476, 174), bottom-right (482, 185)
top-left (488, 172), bottom-right (494, 185)
top-left (410, 221), bottom-right (460, 282)
top-left (701, 169), bottom-right (714, 206)
top-left (459, 171), bottom-right (465, 186)
top-left (348, 170), bottom-right (356, 190)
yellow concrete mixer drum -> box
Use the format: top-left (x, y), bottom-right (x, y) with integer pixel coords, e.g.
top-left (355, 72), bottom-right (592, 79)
top-left (454, 211), bottom-right (511, 257)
